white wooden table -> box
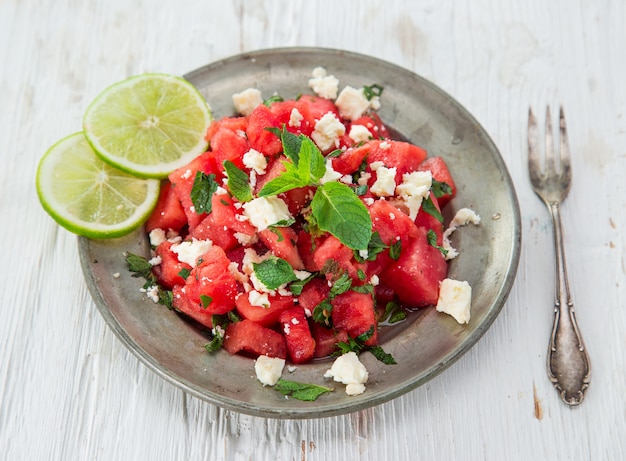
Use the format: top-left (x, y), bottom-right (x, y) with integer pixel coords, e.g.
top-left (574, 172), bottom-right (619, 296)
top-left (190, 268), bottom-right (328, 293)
top-left (2, 0), bottom-right (625, 459)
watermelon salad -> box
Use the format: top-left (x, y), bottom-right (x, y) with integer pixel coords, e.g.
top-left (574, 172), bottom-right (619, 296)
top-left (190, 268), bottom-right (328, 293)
top-left (127, 67), bottom-right (480, 397)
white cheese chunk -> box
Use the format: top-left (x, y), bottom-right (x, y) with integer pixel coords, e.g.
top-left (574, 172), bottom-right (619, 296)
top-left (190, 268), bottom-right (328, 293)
top-left (312, 112), bottom-right (346, 151)
top-left (335, 86), bottom-right (371, 121)
top-left (232, 88), bottom-right (263, 116)
top-left (324, 351), bottom-right (368, 396)
top-left (171, 238), bottom-right (212, 266)
top-left (288, 108), bottom-right (304, 128)
top-left (370, 165), bottom-right (397, 197)
top-left (442, 208), bottom-right (482, 260)
top-left (396, 171), bottom-right (433, 220)
top-left (248, 290), bottom-right (270, 308)
top-left (308, 67), bottom-right (339, 99)
top-left (319, 158), bottom-right (343, 184)
top-left (255, 355), bottom-right (285, 386)
top-left (436, 278), bottom-right (472, 324)
top-left (242, 196), bottom-right (293, 232)
top-left (242, 148), bottom-right (267, 175)
top-left (349, 124), bottom-right (373, 143)
top-left (149, 228), bottom-right (167, 247)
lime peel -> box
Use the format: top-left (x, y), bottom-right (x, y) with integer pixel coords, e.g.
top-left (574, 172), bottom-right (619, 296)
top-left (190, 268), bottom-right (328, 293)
top-left (36, 132), bottom-right (160, 239)
top-left (83, 73), bottom-right (212, 179)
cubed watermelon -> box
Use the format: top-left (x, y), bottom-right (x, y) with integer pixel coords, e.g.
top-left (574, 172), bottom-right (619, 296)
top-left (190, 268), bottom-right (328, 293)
top-left (222, 319), bottom-right (287, 359)
top-left (235, 293), bottom-right (296, 327)
top-left (380, 226), bottom-right (448, 307)
top-left (331, 291), bottom-right (378, 346)
top-left (279, 306), bottom-right (316, 363)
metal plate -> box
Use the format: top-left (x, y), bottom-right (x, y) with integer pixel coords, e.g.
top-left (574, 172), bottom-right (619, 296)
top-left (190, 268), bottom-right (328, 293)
top-left (79, 47), bottom-right (521, 419)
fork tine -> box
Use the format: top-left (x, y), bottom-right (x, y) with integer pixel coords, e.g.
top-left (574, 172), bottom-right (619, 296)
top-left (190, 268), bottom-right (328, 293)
top-left (528, 107), bottom-right (541, 182)
top-left (545, 106), bottom-right (556, 176)
top-left (559, 106), bottom-right (572, 181)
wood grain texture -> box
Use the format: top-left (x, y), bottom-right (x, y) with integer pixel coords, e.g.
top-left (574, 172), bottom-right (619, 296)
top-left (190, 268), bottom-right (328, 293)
top-left (1, 0), bottom-right (625, 459)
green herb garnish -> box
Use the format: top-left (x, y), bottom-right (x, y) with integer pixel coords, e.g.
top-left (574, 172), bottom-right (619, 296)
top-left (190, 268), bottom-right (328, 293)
top-left (223, 160), bottom-right (252, 202)
top-left (363, 84), bottom-right (384, 100)
top-left (426, 229), bottom-right (448, 257)
top-left (190, 171), bottom-right (219, 214)
top-left (252, 256), bottom-right (298, 290)
top-left (273, 379), bottom-right (333, 401)
top-left (125, 252), bottom-right (173, 309)
top-left (335, 326), bottom-right (396, 365)
top-left (259, 129), bottom-right (372, 250)
top-left (421, 195), bottom-right (444, 223)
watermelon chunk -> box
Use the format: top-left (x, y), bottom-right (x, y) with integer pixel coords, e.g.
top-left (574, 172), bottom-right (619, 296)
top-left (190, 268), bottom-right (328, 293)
top-left (235, 293), bottom-right (296, 327)
top-left (279, 306), bottom-right (316, 364)
top-left (331, 291), bottom-right (378, 346)
top-left (380, 226), bottom-right (448, 307)
top-left (145, 181), bottom-right (187, 233)
top-left (222, 319), bottom-right (287, 359)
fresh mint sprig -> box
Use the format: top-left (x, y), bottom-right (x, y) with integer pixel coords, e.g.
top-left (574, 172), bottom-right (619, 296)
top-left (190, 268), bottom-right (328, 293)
top-left (259, 128), bottom-right (372, 251)
top-left (273, 379), bottom-right (333, 401)
top-left (252, 256), bottom-right (299, 290)
top-left (223, 160), bottom-right (252, 202)
top-left (190, 171), bottom-right (219, 214)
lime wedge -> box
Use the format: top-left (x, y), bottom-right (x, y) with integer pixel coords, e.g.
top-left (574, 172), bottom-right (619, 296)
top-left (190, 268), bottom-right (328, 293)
top-left (36, 132), bottom-right (160, 239)
top-left (83, 73), bottom-right (212, 179)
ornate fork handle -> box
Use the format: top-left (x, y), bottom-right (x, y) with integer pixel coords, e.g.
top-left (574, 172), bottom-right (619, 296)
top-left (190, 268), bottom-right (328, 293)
top-left (546, 201), bottom-right (591, 405)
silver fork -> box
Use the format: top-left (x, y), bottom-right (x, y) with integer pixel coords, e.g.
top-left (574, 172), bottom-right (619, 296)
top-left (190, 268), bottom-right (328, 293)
top-left (527, 106), bottom-right (591, 405)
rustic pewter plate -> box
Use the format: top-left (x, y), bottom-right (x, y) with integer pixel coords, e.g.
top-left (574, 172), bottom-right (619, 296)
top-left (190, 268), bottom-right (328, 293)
top-left (78, 47), bottom-right (521, 419)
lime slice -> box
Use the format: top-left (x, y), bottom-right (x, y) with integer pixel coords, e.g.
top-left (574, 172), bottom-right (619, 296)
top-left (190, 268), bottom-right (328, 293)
top-left (83, 73), bottom-right (212, 179)
top-left (36, 132), bottom-right (160, 239)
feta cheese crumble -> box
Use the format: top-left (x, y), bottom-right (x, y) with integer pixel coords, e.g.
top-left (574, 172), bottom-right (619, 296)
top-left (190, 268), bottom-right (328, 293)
top-left (335, 86), bottom-right (378, 121)
top-left (255, 355), bottom-right (285, 386)
top-left (242, 149), bottom-right (267, 175)
top-left (370, 164), bottom-right (397, 197)
top-left (232, 88), bottom-right (263, 116)
top-left (311, 112), bottom-right (345, 151)
top-left (436, 279), bottom-right (472, 324)
top-left (349, 124), bottom-right (373, 143)
top-left (395, 171), bottom-right (432, 220)
top-left (171, 238), bottom-right (212, 266)
top-left (442, 208), bottom-right (482, 260)
top-left (242, 196), bottom-right (293, 232)
top-left (319, 158), bottom-right (343, 184)
top-left (324, 352), bottom-right (369, 396)
top-left (308, 67), bottom-right (339, 99)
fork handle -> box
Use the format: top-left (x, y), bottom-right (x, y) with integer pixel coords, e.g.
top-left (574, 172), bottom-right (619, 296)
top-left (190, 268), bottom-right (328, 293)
top-left (546, 202), bottom-right (591, 405)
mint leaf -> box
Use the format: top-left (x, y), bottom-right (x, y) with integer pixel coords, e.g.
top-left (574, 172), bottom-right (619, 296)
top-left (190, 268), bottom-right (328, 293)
top-left (223, 160), bottom-right (252, 202)
top-left (311, 182), bottom-right (372, 250)
top-left (200, 295), bottom-right (213, 308)
top-left (379, 301), bottom-right (407, 324)
top-left (299, 136), bottom-right (326, 182)
top-left (273, 379), bottom-right (333, 401)
top-left (363, 83), bottom-right (383, 100)
top-left (421, 195), bottom-right (444, 223)
top-left (289, 273), bottom-right (314, 296)
top-left (330, 272), bottom-right (352, 297)
top-left (426, 229), bottom-right (448, 257)
top-left (353, 231), bottom-right (388, 262)
top-left (263, 95), bottom-right (284, 107)
top-left (190, 171), bottom-right (219, 214)
top-left (252, 257), bottom-right (298, 290)
top-left (431, 179), bottom-right (453, 199)
top-left (258, 132), bottom-right (326, 197)
top-left (258, 166), bottom-right (305, 196)
top-left (279, 128), bottom-right (303, 164)
top-left (312, 299), bottom-right (333, 326)
top-left (368, 346), bottom-right (397, 365)
top-left (389, 240), bottom-right (402, 261)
